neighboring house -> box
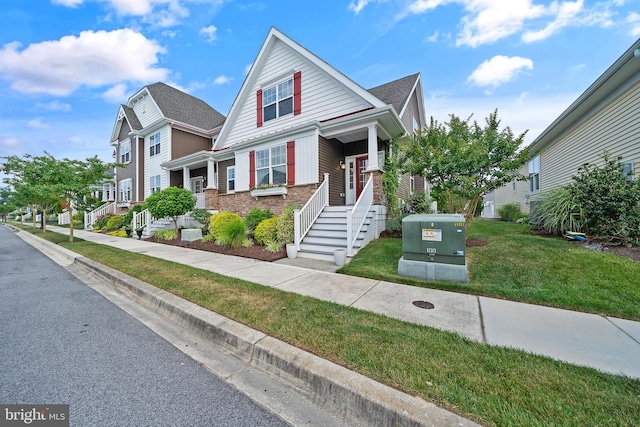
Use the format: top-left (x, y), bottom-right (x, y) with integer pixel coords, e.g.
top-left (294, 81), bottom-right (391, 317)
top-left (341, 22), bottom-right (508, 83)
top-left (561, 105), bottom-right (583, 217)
top-left (103, 27), bottom-right (427, 259)
top-left (110, 82), bottom-right (226, 209)
top-left (489, 38), bottom-right (640, 217)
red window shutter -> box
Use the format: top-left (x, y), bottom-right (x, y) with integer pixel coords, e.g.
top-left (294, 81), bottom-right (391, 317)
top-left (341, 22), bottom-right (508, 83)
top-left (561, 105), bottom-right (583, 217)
top-left (249, 151), bottom-right (256, 188)
top-left (256, 89), bottom-right (263, 127)
top-left (293, 71), bottom-right (301, 115)
top-left (286, 141), bottom-right (295, 186)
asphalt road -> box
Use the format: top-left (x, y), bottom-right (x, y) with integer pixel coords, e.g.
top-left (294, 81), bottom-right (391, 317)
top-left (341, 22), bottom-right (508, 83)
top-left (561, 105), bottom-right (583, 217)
top-left (0, 226), bottom-right (290, 427)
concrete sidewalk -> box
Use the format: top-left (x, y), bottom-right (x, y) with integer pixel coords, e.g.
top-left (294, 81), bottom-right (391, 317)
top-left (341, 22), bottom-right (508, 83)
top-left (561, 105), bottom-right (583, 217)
top-left (38, 225), bottom-right (640, 379)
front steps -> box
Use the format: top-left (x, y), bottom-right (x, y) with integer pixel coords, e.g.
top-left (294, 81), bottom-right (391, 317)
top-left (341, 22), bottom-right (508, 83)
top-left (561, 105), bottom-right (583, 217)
top-left (297, 206), bottom-right (375, 262)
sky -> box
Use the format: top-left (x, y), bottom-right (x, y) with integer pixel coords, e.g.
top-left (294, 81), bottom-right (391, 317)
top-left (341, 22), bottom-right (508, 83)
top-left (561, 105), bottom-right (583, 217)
top-left (1, 0), bottom-right (639, 166)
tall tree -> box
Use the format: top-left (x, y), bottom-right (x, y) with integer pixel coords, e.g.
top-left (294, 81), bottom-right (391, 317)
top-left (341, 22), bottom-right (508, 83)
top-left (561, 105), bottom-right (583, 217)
top-left (0, 187), bottom-right (16, 222)
top-left (402, 110), bottom-right (529, 228)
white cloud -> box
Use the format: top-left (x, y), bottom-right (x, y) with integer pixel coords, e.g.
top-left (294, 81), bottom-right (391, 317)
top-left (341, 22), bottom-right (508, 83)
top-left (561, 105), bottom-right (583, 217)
top-left (467, 55), bottom-right (533, 93)
top-left (36, 101), bottom-right (72, 112)
top-left (213, 75), bottom-right (232, 85)
top-left (425, 30), bottom-right (440, 42)
top-left (0, 29), bottom-right (168, 96)
top-left (628, 12), bottom-right (640, 36)
top-left (522, 0), bottom-right (583, 43)
top-left (199, 25), bottom-right (218, 43)
top-left (102, 83), bottom-right (129, 103)
top-left (27, 118), bottom-right (49, 129)
top-left (349, 0), bottom-right (373, 14)
top-left (52, 0), bottom-right (84, 6)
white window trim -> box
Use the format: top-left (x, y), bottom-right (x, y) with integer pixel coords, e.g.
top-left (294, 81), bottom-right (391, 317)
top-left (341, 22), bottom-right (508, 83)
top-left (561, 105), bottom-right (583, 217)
top-left (262, 77), bottom-right (293, 123)
top-left (529, 155), bottom-right (540, 194)
top-left (119, 178), bottom-right (132, 202)
top-left (255, 144), bottom-right (287, 187)
top-left (120, 140), bottom-right (131, 164)
top-left (150, 174), bottom-right (161, 194)
top-left (149, 132), bottom-right (161, 157)
top-left (227, 166), bottom-right (236, 194)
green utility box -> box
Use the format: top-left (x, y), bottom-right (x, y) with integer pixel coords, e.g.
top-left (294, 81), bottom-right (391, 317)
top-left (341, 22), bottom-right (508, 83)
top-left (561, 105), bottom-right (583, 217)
top-left (398, 214), bottom-right (468, 282)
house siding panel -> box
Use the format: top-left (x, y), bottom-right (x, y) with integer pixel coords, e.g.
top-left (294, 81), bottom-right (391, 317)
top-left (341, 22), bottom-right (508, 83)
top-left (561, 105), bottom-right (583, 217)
top-left (171, 129), bottom-right (211, 159)
top-left (144, 124), bottom-right (171, 199)
top-left (131, 94), bottom-right (162, 128)
top-left (218, 159), bottom-right (235, 194)
top-left (222, 39), bottom-right (372, 148)
top-left (319, 136), bottom-right (345, 206)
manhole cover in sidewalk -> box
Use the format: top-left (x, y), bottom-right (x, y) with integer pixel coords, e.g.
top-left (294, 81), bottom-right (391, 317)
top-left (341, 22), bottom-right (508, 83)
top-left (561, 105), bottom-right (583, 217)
top-left (412, 301), bottom-right (435, 309)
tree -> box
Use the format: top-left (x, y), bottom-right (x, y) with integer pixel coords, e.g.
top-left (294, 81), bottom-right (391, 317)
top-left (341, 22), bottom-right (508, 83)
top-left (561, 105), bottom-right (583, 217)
top-left (2, 153), bottom-right (116, 240)
top-left (144, 186), bottom-right (196, 231)
top-left (401, 110), bottom-right (529, 228)
top-left (0, 187), bottom-right (16, 222)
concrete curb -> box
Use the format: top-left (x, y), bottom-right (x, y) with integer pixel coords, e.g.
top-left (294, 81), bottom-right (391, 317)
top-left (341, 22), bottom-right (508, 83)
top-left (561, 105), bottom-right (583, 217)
top-left (11, 226), bottom-right (79, 266)
top-left (72, 255), bottom-right (478, 427)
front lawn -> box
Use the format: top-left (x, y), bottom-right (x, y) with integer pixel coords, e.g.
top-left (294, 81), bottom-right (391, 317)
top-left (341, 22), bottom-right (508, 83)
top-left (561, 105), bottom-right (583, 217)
top-left (339, 219), bottom-right (640, 320)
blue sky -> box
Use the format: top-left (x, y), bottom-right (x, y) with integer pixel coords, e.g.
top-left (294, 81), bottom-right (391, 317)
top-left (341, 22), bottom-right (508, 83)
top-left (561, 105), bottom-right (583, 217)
top-left (1, 0), bottom-right (639, 165)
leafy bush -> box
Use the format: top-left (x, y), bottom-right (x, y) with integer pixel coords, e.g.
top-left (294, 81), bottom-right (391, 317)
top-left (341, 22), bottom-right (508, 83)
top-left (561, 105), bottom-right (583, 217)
top-left (276, 204), bottom-right (299, 244)
top-left (265, 241), bottom-right (282, 253)
top-left (94, 212), bottom-right (116, 229)
top-left (244, 208), bottom-right (273, 235)
top-left (145, 187), bottom-right (196, 230)
top-left (569, 153), bottom-right (640, 245)
top-left (386, 213), bottom-right (409, 234)
top-left (104, 215), bottom-right (123, 231)
top-left (405, 192), bottom-right (433, 214)
top-left (533, 187), bottom-right (584, 236)
top-left (497, 203), bottom-right (522, 221)
top-left (72, 212), bottom-right (84, 223)
top-left (190, 208), bottom-right (212, 227)
top-left (208, 212), bottom-right (242, 240)
top-left (215, 218), bottom-right (247, 248)
top-left (254, 217), bottom-right (278, 245)
top-left (152, 229), bottom-right (178, 240)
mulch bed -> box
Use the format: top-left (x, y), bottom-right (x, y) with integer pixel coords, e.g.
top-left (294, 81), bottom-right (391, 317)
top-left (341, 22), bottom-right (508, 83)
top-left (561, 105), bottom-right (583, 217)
top-left (144, 235), bottom-right (287, 262)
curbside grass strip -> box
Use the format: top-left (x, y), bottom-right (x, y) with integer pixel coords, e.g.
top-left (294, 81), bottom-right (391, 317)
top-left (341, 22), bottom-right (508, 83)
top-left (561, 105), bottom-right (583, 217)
top-left (13, 227), bottom-right (79, 266)
top-left (72, 256), bottom-right (478, 427)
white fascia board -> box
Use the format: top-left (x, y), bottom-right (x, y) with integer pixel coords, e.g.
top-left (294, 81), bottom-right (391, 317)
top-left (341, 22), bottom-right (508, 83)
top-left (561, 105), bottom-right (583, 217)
top-left (398, 74), bottom-right (426, 127)
top-left (321, 105), bottom-right (406, 140)
top-left (161, 150), bottom-right (213, 170)
top-left (228, 121), bottom-right (322, 154)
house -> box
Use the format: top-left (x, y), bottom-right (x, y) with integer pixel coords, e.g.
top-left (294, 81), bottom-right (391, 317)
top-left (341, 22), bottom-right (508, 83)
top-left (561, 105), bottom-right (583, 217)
top-left (488, 37), bottom-right (640, 218)
top-left (98, 27), bottom-right (427, 260)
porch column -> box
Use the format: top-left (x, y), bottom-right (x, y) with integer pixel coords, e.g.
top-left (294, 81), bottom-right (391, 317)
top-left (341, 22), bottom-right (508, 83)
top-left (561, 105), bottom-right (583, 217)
top-left (207, 158), bottom-right (217, 189)
top-left (108, 182), bottom-right (115, 201)
top-left (367, 124), bottom-right (379, 171)
top-left (183, 166), bottom-right (191, 191)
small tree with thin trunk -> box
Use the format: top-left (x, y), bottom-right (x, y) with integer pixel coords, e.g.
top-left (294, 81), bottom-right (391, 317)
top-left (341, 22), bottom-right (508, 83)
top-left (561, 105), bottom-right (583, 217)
top-left (401, 110), bottom-right (529, 230)
top-left (144, 186), bottom-right (196, 231)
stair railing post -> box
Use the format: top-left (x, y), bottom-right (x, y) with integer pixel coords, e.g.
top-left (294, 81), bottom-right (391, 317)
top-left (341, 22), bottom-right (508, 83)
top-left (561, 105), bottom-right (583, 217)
top-left (294, 209), bottom-right (301, 250)
top-left (346, 207), bottom-right (353, 256)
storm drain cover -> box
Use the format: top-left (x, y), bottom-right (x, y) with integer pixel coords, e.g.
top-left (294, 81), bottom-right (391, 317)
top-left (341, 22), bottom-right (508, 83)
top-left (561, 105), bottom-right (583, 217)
top-left (412, 301), bottom-right (435, 309)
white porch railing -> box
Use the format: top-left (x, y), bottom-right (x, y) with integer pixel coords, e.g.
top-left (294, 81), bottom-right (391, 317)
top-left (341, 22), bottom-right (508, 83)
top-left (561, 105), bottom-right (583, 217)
top-left (132, 209), bottom-right (153, 231)
top-left (58, 211), bottom-right (70, 225)
top-left (294, 173), bottom-right (329, 249)
top-left (84, 202), bottom-right (116, 229)
top-left (346, 173), bottom-right (373, 256)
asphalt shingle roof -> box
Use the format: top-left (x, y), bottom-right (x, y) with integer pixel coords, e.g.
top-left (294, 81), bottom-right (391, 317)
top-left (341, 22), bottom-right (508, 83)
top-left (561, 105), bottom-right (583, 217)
top-left (367, 73), bottom-right (419, 115)
top-left (145, 82), bottom-right (226, 130)
top-left (121, 105), bottom-right (142, 131)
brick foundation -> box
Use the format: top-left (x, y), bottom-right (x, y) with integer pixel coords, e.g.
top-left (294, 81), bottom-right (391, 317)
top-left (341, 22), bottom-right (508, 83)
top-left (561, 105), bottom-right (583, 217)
top-left (217, 184), bottom-right (318, 216)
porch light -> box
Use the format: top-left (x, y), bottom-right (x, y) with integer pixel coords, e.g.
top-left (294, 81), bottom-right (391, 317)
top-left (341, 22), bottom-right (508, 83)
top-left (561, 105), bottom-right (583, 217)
top-left (339, 161), bottom-right (346, 170)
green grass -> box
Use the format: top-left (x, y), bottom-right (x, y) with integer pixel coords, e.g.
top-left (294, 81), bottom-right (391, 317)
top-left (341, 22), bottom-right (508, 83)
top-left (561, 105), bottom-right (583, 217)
top-left (339, 219), bottom-right (640, 320)
top-left (16, 225), bottom-right (640, 426)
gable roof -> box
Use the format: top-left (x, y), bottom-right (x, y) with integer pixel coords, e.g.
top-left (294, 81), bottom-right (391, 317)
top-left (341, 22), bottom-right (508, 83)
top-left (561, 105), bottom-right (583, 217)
top-left (121, 105), bottom-right (142, 131)
top-left (368, 73), bottom-right (419, 115)
top-left (213, 27), bottom-right (388, 149)
top-left (145, 82), bottom-right (226, 130)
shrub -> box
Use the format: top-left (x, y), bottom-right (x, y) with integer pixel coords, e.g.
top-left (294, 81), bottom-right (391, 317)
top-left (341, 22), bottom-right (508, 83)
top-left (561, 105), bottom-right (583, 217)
top-left (265, 241), bottom-right (282, 253)
top-left (190, 208), bottom-right (212, 227)
top-left (72, 212), bottom-right (84, 223)
top-left (121, 204), bottom-right (146, 228)
top-left (534, 186), bottom-right (584, 236)
top-left (152, 229), bottom-right (177, 240)
top-left (497, 203), bottom-right (522, 221)
top-left (215, 218), bottom-right (247, 248)
top-left (244, 208), bottom-right (273, 235)
top-left (254, 217), bottom-right (278, 245)
top-left (405, 192), bottom-right (434, 214)
top-left (276, 204), bottom-right (299, 244)
top-left (93, 212), bottom-right (116, 229)
top-left (105, 215), bottom-right (123, 231)
top-left (208, 212), bottom-right (242, 240)
top-left (145, 186), bottom-right (196, 230)
top-left (386, 213), bottom-right (409, 234)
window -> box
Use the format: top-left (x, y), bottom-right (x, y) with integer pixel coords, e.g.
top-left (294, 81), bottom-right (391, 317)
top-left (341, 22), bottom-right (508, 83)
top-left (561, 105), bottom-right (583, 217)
top-left (191, 177), bottom-right (203, 194)
top-left (150, 175), bottom-right (161, 194)
top-left (149, 132), bottom-right (161, 156)
top-left (120, 141), bottom-right (131, 163)
top-left (622, 161), bottom-right (634, 181)
top-left (255, 145), bottom-right (286, 186)
top-left (512, 177), bottom-right (517, 193)
top-left (529, 155), bottom-right (540, 193)
top-left (119, 179), bottom-right (131, 202)
top-left (227, 166), bottom-right (235, 193)
top-left (263, 78), bottom-right (293, 123)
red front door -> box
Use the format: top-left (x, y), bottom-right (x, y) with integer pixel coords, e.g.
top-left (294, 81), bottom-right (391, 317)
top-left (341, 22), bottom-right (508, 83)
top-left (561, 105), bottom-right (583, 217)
top-left (355, 156), bottom-right (368, 199)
